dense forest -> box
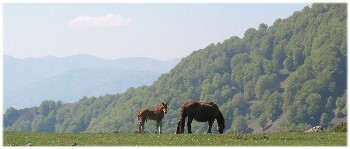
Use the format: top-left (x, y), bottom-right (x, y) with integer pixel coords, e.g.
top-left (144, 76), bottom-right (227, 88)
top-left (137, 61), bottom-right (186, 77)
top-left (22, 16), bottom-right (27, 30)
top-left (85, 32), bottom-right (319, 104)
top-left (4, 3), bottom-right (347, 133)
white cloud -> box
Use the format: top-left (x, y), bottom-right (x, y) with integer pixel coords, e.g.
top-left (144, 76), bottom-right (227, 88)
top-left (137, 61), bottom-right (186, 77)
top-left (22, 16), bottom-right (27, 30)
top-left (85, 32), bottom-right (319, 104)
top-left (68, 13), bottom-right (130, 28)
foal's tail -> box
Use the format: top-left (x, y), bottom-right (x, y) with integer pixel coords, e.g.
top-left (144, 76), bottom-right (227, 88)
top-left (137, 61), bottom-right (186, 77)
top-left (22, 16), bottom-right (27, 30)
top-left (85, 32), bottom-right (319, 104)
top-left (137, 112), bottom-right (142, 124)
top-left (137, 110), bottom-right (148, 125)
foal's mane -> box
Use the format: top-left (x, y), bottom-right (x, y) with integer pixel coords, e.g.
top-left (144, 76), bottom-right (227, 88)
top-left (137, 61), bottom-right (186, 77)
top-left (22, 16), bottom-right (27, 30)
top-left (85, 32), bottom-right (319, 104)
top-left (155, 103), bottom-right (165, 111)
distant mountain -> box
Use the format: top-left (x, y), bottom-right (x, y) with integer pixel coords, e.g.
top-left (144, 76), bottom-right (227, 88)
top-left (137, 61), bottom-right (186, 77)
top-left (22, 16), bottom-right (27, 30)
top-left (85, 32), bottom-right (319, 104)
top-left (3, 55), bottom-right (180, 109)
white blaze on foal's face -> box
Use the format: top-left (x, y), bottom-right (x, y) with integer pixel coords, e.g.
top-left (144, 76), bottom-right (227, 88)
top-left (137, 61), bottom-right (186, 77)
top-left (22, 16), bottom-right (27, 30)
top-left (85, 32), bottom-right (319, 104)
top-left (162, 103), bottom-right (167, 115)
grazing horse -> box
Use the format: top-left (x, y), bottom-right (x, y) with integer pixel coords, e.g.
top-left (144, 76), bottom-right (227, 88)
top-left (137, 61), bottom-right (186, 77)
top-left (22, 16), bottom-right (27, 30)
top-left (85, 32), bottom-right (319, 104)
top-left (176, 101), bottom-right (225, 134)
top-left (137, 102), bottom-right (168, 134)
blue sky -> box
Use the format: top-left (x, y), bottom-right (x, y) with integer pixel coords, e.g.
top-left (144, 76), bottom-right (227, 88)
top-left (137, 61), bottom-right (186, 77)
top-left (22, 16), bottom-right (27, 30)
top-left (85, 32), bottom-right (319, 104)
top-left (4, 3), bottom-right (310, 60)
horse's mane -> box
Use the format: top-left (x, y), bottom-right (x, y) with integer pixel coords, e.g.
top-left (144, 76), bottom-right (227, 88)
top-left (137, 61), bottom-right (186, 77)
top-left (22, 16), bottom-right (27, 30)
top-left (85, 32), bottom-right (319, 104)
top-left (200, 101), bottom-right (217, 108)
top-left (216, 110), bottom-right (225, 125)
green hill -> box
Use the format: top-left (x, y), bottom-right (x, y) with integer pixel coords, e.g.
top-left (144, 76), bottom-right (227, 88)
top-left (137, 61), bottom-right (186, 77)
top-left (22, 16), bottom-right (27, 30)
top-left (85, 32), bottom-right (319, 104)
top-left (4, 3), bottom-right (347, 133)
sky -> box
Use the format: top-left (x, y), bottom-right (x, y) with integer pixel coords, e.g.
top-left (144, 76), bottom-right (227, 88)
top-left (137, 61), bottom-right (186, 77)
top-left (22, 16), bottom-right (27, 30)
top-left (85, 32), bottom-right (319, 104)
top-left (3, 3), bottom-right (310, 61)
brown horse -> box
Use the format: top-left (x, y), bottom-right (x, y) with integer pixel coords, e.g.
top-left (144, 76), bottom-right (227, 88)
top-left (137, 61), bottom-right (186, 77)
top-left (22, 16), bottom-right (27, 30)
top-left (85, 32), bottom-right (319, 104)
top-left (176, 101), bottom-right (225, 134)
top-left (137, 102), bottom-right (168, 134)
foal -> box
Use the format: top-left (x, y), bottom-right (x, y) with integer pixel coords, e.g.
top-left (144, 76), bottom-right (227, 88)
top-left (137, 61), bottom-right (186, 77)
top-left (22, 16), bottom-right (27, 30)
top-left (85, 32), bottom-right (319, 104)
top-left (137, 102), bottom-right (168, 134)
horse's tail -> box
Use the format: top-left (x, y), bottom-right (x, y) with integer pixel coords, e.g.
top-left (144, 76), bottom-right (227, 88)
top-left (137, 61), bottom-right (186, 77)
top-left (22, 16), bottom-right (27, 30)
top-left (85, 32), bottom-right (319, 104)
top-left (180, 101), bottom-right (188, 119)
top-left (176, 102), bottom-right (188, 134)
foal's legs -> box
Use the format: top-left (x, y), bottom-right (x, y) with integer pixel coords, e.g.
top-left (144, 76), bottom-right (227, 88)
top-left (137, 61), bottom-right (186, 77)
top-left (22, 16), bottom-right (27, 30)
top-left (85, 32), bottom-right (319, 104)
top-left (141, 123), bottom-right (145, 133)
top-left (155, 122), bottom-right (159, 134)
top-left (158, 121), bottom-right (162, 134)
top-left (207, 120), bottom-right (214, 133)
top-left (138, 122), bottom-right (142, 133)
top-left (138, 115), bottom-right (142, 133)
top-left (140, 118), bottom-right (146, 133)
top-left (155, 120), bottom-right (162, 134)
top-left (187, 117), bottom-right (194, 134)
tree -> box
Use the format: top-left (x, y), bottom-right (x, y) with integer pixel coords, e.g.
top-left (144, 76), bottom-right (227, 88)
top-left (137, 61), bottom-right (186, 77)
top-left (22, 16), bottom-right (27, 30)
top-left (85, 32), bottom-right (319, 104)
top-left (306, 93), bottom-right (323, 124)
top-left (232, 116), bottom-right (248, 133)
top-left (12, 120), bottom-right (32, 132)
top-left (259, 23), bottom-right (268, 30)
top-left (255, 74), bottom-right (278, 99)
top-left (39, 100), bottom-right (56, 117)
top-left (232, 93), bottom-right (249, 114)
top-left (283, 56), bottom-right (294, 71)
top-left (251, 101), bottom-right (265, 118)
top-left (265, 91), bottom-right (283, 121)
top-left (187, 86), bottom-right (199, 100)
top-left (335, 95), bottom-right (346, 118)
top-left (243, 81), bottom-right (255, 101)
top-left (221, 85), bottom-right (233, 103)
top-left (319, 113), bottom-right (329, 127)
top-left (31, 116), bottom-right (45, 132)
top-left (257, 114), bottom-right (268, 131)
top-left (4, 107), bottom-right (19, 127)
top-left (325, 96), bottom-right (334, 112)
top-left (336, 96), bottom-right (346, 109)
top-left (272, 43), bottom-right (286, 70)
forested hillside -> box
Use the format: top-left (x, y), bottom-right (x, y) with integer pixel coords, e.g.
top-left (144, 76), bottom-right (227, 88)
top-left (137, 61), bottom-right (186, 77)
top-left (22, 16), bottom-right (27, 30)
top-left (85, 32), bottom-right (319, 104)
top-left (4, 4), bottom-right (347, 133)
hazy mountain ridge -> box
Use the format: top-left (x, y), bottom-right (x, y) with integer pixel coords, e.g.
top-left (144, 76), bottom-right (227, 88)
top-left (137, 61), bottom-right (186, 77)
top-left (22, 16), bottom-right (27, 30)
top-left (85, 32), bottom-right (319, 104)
top-left (4, 55), bottom-right (180, 109)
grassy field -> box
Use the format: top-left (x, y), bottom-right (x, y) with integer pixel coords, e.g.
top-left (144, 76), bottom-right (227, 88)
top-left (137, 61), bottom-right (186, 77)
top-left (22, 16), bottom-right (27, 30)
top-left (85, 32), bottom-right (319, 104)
top-left (3, 131), bottom-right (347, 146)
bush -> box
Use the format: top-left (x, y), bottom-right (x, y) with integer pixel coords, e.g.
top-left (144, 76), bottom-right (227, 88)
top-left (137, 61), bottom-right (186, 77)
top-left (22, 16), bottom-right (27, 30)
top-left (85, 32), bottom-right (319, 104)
top-left (333, 122), bottom-right (347, 132)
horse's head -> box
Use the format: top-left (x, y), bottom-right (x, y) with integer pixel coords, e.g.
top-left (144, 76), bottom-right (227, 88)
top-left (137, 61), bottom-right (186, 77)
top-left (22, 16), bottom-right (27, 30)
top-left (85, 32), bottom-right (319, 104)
top-left (161, 102), bottom-right (168, 115)
top-left (217, 123), bottom-right (225, 134)
top-left (216, 111), bottom-right (225, 134)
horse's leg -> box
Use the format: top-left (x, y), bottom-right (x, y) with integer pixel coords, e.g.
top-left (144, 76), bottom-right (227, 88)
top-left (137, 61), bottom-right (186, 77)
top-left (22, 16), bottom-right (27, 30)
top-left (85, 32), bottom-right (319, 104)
top-left (207, 120), bottom-right (214, 133)
top-left (187, 117), bottom-right (193, 134)
top-left (179, 106), bottom-right (187, 134)
top-left (180, 118), bottom-right (185, 133)
top-left (159, 120), bottom-right (162, 134)
top-left (176, 118), bottom-right (185, 134)
top-left (176, 120), bottom-right (181, 134)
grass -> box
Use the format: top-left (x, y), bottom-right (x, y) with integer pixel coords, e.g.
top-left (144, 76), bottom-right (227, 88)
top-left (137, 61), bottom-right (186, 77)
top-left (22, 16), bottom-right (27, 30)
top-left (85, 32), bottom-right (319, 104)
top-left (3, 131), bottom-right (347, 146)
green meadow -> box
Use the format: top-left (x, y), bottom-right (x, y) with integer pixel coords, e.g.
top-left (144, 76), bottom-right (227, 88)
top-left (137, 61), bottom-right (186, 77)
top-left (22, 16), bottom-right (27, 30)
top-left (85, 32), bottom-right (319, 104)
top-left (3, 131), bottom-right (346, 146)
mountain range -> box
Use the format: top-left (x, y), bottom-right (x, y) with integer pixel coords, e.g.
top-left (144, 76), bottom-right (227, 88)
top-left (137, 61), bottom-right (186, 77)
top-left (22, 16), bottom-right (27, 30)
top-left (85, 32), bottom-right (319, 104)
top-left (3, 55), bottom-right (180, 109)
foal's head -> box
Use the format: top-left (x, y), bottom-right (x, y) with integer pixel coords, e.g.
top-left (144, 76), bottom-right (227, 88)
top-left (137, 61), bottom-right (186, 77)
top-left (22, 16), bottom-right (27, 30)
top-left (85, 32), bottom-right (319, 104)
top-left (159, 102), bottom-right (168, 115)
